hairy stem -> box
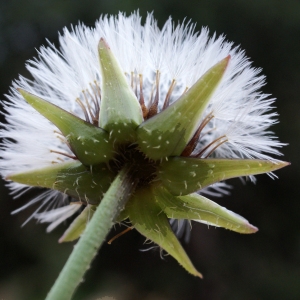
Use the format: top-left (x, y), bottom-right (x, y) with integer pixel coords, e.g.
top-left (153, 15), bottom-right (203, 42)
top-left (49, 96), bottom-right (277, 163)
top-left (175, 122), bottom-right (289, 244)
top-left (46, 164), bottom-right (135, 300)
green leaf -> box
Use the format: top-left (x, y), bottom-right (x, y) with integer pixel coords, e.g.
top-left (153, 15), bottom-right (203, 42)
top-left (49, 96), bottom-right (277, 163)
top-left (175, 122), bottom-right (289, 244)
top-left (18, 89), bottom-right (114, 165)
top-left (59, 205), bottom-right (96, 243)
top-left (98, 38), bottom-right (143, 142)
top-left (127, 187), bottom-right (202, 277)
top-left (155, 187), bottom-right (257, 234)
top-left (136, 56), bottom-right (230, 160)
top-left (7, 161), bottom-right (115, 205)
top-left (158, 157), bottom-right (289, 195)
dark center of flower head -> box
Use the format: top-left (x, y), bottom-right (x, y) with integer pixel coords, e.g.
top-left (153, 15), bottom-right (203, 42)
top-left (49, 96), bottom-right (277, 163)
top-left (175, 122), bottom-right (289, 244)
top-left (112, 143), bottom-right (159, 188)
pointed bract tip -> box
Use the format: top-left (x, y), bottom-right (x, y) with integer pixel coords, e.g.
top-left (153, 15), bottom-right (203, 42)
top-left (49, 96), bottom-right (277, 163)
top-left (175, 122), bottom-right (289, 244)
top-left (58, 232), bottom-right (73, 243)
top-left (5, 173), bottom-right (20, 182)
top-left (221, 55), bottom-right (230, 70)
top-left (282, 161), bottom-right (291, 167)
top-left (272, 160), bottom-right (290, 171)
top-left (248, 224), bottom-right (259, 234)
top-left (17, 88), bottom-right (28, 97)
top-left (225, 54), bottom-right (231, 65)
top-left (58, 235), bottom-right (65, 243)
top-left (98, 38), bottom-right (110, 50)
top-left (17, 89), bottom-right (35, 104)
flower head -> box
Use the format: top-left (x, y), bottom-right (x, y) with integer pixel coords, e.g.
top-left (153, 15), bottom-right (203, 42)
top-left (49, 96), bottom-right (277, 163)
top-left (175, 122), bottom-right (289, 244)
top-left (0, 12), bottom-right (288, 277)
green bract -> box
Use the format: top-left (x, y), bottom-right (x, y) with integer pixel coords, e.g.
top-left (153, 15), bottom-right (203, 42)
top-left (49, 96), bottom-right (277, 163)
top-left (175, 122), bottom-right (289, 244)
top-left (18, 89), bottom-right (115, 165)
top-left (98, 38), bottom-right (143, 143)
top-left (8, 39), bottom-right (288, 277)
top-left (137, 56), bottom-right (230, 160)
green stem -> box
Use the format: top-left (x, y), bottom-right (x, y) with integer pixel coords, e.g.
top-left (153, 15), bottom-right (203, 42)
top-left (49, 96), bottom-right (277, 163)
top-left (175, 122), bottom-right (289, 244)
top-left (46, 165), bottom-right (135, 300)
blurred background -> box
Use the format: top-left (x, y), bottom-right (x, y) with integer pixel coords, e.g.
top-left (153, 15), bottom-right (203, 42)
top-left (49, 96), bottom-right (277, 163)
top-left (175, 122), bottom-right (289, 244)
top-left (0, 0), bottom-right (298, 299)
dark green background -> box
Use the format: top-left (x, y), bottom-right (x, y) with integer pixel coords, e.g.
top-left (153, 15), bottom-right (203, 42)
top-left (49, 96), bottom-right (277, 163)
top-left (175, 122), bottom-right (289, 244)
top-left (0, 1), bottom-right (298, 299)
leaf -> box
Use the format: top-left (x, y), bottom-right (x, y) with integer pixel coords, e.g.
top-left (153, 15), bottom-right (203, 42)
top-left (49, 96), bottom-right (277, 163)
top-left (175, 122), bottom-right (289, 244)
top-left (158, 157), bottom-right (289, 195)
top-left (18, 89), bottom-right (114, 165)
top-left (136, 56), bottom-right (230, 160)
top-left (155, 187), bottom-right (257, 234)
top-left (98, 38), bottom-right (143, 142)
top-left (59, 205), bottom-right (96, 242)
top-left (7, 161), bottom-right (115, 205)
top-left (127, 187), bottom-right (202, 278)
